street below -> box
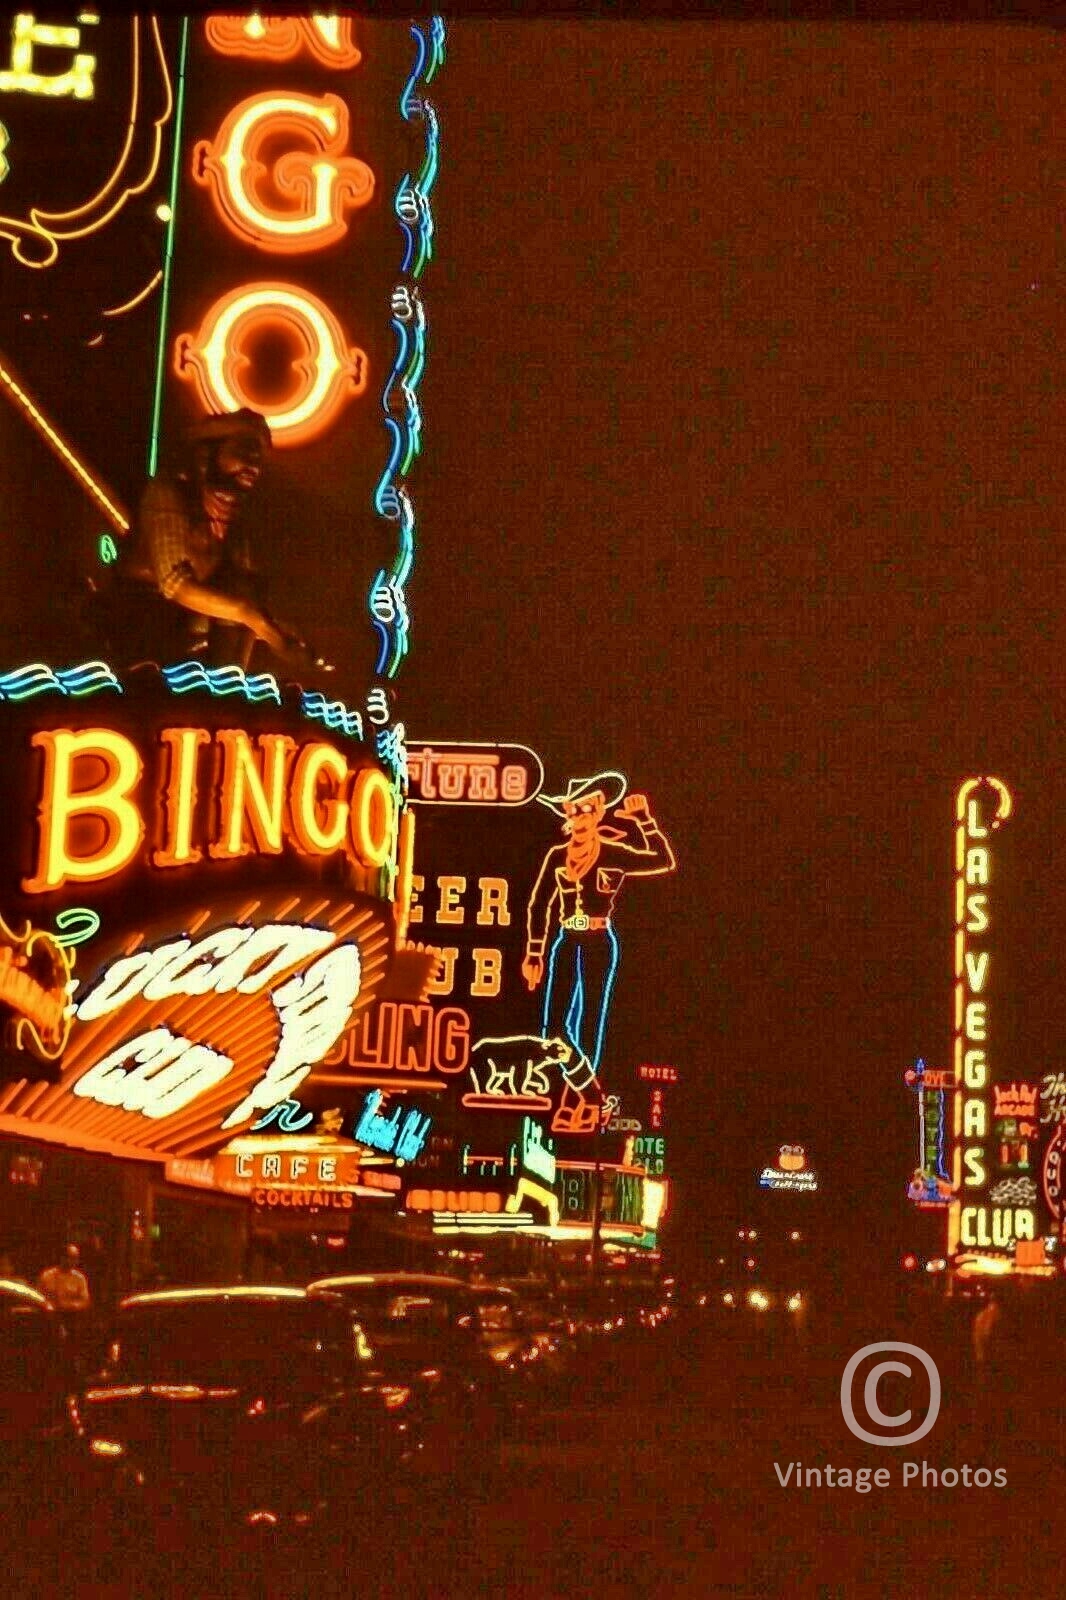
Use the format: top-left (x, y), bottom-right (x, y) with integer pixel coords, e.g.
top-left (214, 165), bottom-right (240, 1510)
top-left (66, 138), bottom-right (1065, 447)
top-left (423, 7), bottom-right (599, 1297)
top-left (86, 1300), bottom-right (1064, 1600)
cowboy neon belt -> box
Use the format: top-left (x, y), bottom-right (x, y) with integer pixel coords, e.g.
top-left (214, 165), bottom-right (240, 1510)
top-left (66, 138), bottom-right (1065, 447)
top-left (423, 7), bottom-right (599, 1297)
top-left (561, 916), bottom-right (611, 932)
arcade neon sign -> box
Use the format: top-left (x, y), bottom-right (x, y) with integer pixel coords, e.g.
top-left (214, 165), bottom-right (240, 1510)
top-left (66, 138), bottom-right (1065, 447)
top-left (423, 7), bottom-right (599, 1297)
top-left (947, 778), bottom-right (1037, 1255)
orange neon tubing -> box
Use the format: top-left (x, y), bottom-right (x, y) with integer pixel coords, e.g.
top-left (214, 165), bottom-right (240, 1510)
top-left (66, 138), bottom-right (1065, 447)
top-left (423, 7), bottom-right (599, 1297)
top-left (192, 92), bottom-right (374, 255)
top-left (205, 15), bottom-right (361, 70)
top-left (173, 282), bottom-right (368, 447)
top-left (0, 18), bottom-right (173, 269)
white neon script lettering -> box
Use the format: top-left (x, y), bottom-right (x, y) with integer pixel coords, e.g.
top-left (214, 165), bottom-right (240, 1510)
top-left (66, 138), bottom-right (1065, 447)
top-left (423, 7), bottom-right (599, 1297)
top-left (73, 1027), bottom-right (233, 1118)
top-left (73, 922), bottom-right (362, 1127)
top-left (76, 924), bottom-right (334, 1019)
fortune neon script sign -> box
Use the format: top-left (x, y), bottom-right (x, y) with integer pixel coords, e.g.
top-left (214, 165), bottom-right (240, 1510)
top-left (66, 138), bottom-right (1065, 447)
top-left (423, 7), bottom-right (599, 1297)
top-left (947, 778), bottom-right (1038, 1255)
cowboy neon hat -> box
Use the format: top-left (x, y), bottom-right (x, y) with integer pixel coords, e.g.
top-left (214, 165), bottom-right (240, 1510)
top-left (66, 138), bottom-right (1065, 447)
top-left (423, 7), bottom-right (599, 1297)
top-left (537, 771), bottom-right (628, 816)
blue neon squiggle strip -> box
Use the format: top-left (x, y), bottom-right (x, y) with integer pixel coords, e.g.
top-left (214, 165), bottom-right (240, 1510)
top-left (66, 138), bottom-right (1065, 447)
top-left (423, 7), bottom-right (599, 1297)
top-left (162, 661), bottom-right (281, 703)
top-left (301, 690), bottom-right (364, 741)
top-left (371, 17), bottom-right (444, 685)
top-left (399, 22), bottom-right (428, 120)
top-left (0, 661), bottom-right (122, 701)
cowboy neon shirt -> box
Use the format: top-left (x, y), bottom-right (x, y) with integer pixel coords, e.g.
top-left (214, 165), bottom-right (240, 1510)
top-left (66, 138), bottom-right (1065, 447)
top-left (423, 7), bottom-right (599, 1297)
top-left (525, 821), bottom-right (674, 958)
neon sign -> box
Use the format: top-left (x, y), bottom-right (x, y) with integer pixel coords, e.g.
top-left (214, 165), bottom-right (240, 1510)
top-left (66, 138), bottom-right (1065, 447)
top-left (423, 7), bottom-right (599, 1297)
top-left (946, 779), bottom-right (1036, 1257)
top-left (0, 17), bottom-right (172, 270)
top-left (323, 1000), bottom-right (469, 1079)
top-left (522, 778), bottom-right (675, 1130)
top-left (0, 13), bottom-right (98, 101)
top-left (994, 1083), bottom-right (1039, 1121)
top-left (517, 1116), bottom-right (555, 1186)
top-left (1043, 1125), bottom-right (1066, 1225)
top-left (0, 889), bottom-right (394, 1160)
top-left (21, 725), bottom-right (397, 892)
top-left (72, 919), bottom-right (363, 1129)
top-left (638, 1064), bottom-right (679, 1084)
top-left (0, 913), bottom-right (74, 1064)
top-left (250, 1098), bottom-right (313, 1133)
top-left (406, 743), bottom-right (544, 806)
top-left (203, 15), bottom-right (362, 69)
top-left (405, 1189), bottom-right (503, 1214)
top-left (632, 1135), bottom-right (666, 1178)
top-left (174, 282), bottom-right (369, 447)
top-left (171, 21), bottom-right (376, 447)
top-left (1039, 1072), bottom-right (1066, 1126)
top-left (905, 1057), bottom-right (950, 1208)
top-left (191, 92), bottom-right (375, 254)
top-left (759, 1146), bottom-right (819, 1192)
top-left (353, 1089), bottom-right (431, 1162)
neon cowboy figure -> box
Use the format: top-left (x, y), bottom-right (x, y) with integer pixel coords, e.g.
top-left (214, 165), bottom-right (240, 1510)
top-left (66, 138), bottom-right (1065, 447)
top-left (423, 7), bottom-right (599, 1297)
top-left (522, 772), bottom-right (675, 1092)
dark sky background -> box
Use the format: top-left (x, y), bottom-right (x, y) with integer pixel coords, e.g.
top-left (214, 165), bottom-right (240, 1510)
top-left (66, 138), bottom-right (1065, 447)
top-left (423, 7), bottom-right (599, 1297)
top-left (4, 16), bottom-right (1066, 1275)
top-left (401, 19), bottom-right (1066, 1269)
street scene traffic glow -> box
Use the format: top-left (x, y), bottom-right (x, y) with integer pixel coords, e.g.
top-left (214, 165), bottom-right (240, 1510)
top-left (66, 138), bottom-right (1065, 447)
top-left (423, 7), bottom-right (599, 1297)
top-left (0, 10), bottom-right (1062, 1597)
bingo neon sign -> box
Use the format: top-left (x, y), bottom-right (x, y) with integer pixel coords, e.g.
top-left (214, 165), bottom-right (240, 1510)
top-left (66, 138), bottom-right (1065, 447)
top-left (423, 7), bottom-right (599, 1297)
top-left (173, 20), bottom-right (376, 445)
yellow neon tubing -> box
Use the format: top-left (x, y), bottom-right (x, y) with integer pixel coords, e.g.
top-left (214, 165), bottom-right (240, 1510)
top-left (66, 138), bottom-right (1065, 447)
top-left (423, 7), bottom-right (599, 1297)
top-left (0, 357), bottom-right (129, 532)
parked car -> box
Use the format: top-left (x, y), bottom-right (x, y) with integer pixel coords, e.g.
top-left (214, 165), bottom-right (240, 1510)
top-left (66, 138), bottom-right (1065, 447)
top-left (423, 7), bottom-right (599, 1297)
top-left (307, 1273), bottom-right (521, 1470)
top-left (80, 1285), bottom-right (411, 1570)
top-left (0, 1279), bottom-right (132, 1583)
top-left (471, 1283), bottom-right (577, 1397)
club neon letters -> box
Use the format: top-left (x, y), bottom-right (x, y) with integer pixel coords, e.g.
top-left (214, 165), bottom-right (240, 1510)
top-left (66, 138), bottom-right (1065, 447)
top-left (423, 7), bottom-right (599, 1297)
top-left (948, 780), bottom-right (1036, 1256)
top-left (22, 726), bottom-right (396, 892)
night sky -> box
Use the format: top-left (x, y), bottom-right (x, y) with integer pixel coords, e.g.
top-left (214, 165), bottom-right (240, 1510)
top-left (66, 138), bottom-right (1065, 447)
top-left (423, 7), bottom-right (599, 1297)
top-left (404, 19), bottom-right (1066, 1266)
top-left (4, 17), bottom-right (1066, 1273)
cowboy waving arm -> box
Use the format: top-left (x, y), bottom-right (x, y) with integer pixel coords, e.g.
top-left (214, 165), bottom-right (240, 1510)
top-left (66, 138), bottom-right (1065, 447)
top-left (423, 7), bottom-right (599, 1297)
top-left (522, 850), bottom-right (561, 991)
top-left (608, 793), bottom-right (676, 875)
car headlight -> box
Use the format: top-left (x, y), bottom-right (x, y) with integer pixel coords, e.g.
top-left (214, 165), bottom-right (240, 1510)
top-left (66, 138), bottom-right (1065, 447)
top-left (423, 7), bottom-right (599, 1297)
top-left (90, 1437), bottom-right (125, 1458)
top-left (747, 1290), bottom-right (771, 1311)
top-left (722, 1292), bottom-right (735, 1307)
top-left (787, 1293), bottom-right (803, 1313)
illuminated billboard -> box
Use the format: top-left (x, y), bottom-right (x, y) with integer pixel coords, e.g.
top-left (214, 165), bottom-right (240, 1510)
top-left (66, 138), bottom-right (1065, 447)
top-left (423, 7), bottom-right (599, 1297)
top-left (946, 778), bottom-right (1044, 1263)
top-left (393, 759), bottom-right (676, 1138)
top-left (0, 666), bottom-right (435, 1161)
top-left (1, 13), bottom-right (444, 717)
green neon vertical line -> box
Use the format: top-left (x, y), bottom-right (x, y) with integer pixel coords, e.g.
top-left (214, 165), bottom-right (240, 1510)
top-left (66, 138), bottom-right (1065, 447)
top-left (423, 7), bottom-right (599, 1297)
top-left (148, 15), bottom-right (190, 479)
